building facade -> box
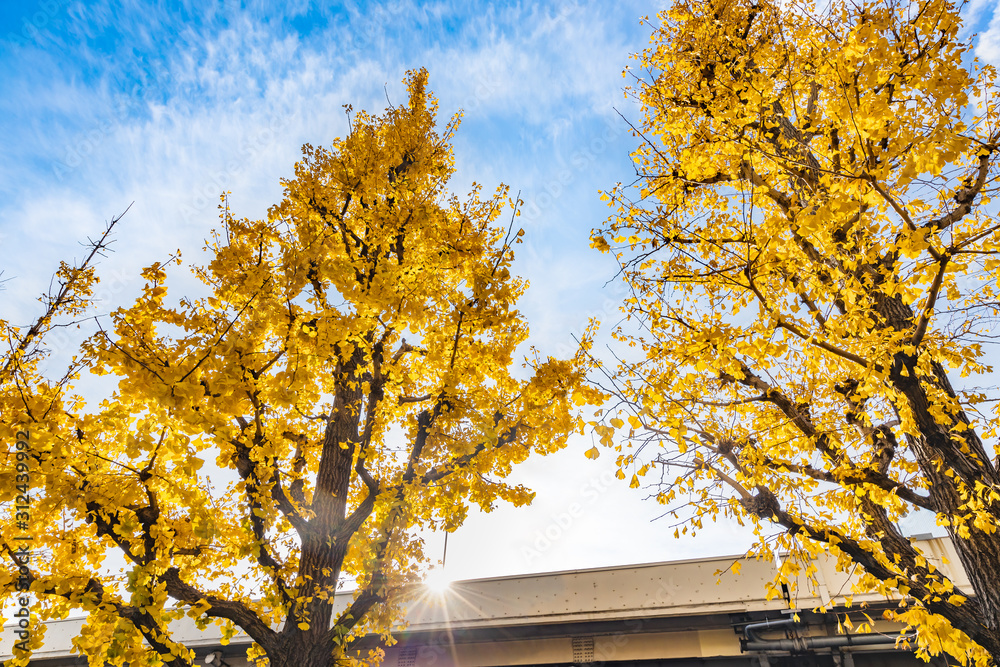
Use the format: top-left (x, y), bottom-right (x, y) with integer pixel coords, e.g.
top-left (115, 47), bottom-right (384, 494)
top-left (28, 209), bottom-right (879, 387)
top-left (2, 538), bottom-right (963, 667)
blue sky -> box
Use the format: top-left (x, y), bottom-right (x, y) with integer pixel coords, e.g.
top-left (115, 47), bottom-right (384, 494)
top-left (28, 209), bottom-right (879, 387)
top-left (2, 0), bottom-right (1000, 582)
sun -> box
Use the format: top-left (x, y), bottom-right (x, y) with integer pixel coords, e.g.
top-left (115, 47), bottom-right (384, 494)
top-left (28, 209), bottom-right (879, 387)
top-left (422, 567), bottom-right (453, 594)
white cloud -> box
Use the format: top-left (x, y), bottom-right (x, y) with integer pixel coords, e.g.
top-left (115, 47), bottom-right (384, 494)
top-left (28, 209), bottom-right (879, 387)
top-left (0, 0), bottom-right (748, 579)
top-left (975, 2), bottom-right (1000, 65)
top-left (964, 0), bottom-right (996, 36)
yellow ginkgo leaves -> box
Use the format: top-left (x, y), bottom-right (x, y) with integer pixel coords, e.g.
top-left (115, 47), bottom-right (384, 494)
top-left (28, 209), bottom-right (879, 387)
top-left (594, 0), bottom-right (1000, 664)
top-left (1, 70), bottom-right (593, 667)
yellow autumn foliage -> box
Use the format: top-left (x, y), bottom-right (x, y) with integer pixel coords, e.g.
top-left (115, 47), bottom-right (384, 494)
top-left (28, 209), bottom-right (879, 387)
top-left (1, 69), bottom-right (598, 667)
top-left (595, 1), bottom-right (1000, 664)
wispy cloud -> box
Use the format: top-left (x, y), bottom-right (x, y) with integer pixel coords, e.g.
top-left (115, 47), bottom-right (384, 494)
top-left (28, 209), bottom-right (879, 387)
top-left (0, 0), bottom-right (736, 579)
top-left (973, 2), bottom-right (1000, 64)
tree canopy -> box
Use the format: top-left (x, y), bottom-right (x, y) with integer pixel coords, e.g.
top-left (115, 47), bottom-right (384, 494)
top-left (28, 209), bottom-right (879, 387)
top-left (0, 69), bottom-right (595, 667)
top-left (593, 0), bottom-right (1000, 663)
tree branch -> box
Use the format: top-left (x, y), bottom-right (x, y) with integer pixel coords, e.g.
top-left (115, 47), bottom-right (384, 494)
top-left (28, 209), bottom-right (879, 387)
top-left (160, 567), bottom-right (278, 653)
top-left (911, 253), bottom-right (950, 348)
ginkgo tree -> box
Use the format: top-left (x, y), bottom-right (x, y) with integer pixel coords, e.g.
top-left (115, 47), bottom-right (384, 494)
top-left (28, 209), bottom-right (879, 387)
top-left (0, 69), bottom-right (595, 667)
top-left (593, 0), bottom-right (1000, 663)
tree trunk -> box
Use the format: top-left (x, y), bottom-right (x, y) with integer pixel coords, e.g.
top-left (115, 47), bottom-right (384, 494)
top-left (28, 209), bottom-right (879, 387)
top-left (266, 633), bottom-right (346, 667)
top-left (878, 290), bottom-right (1000, 659)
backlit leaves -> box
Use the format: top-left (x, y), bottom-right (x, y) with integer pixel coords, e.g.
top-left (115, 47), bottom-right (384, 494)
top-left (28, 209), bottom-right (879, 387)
top-left (1, 70), bottom-right (592, 667)
top-left (596, 1), bottom-right (1000, 663)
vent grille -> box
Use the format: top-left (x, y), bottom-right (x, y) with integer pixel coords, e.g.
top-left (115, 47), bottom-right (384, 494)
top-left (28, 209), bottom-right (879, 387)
top-left (398, 646), bottom-right (418, 667)
top-left (572, 636), bottom-right (595, 665)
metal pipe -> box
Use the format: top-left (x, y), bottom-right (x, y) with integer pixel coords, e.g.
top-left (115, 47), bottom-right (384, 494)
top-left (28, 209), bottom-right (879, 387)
top-left (744, 619), bottom-right (798, 642)
top-left (743, 618), bottom-right (915, 652)
top-left (745, 633), bottom-right (915, 652)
